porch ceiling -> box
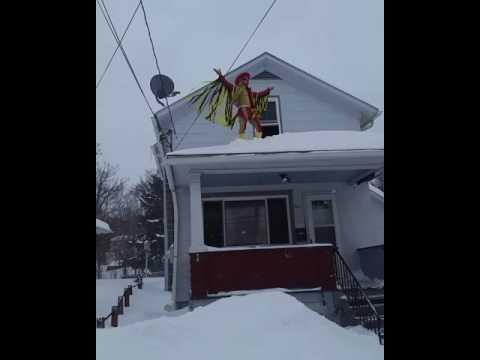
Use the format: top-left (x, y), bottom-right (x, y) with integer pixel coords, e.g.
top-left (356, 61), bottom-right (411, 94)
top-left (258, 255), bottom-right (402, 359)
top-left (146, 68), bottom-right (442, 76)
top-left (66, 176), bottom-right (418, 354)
top-left (201, 169), bottom-right (367, 187)
top-left (169, 150), bottom-right (383, 187)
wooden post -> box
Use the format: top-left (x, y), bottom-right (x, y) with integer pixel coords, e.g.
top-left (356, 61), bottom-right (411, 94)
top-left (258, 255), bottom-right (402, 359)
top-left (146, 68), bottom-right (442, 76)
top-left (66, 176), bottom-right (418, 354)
top-left (96, 317), bottom-right (105, 329)
top-left (117, 296), bottom-right (124, 315)
top-left (124, 288), bottom-right (130, 307)
top-left (111, 306), bottom-right (118, 327)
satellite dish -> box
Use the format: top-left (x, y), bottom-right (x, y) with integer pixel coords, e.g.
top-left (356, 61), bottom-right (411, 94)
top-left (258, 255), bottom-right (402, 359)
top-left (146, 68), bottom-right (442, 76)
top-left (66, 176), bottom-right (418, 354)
top-left (150, 74), bottom-right (175, 104)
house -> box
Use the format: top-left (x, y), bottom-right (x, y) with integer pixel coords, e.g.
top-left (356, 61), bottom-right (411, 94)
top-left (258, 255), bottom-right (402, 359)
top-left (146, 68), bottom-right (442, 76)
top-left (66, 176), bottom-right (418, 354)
top-left (151, 52), bottom-right (384, 334)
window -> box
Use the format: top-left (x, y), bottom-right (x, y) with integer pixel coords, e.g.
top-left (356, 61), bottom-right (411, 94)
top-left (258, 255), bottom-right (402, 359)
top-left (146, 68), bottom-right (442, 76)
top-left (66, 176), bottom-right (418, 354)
top-left (310, 200), bottom-right (336, 245)
top-left (259, 98), bottom-right (281, 138)
top-left (225, 200), bottom-right (267, 246)
top-left (203, 201), bottom-right (224, 247)
top-left (203, 196), bottom-right (291, 247)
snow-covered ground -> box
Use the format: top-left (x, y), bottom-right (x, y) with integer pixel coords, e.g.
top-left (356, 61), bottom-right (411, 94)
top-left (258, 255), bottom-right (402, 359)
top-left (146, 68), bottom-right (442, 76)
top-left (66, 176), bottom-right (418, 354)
top-left (96, 277), bottom-right (176, 327)
top-left (96, 290), bottom-right (383, 360)
top-left (353, 270), bottom-right (384, 289)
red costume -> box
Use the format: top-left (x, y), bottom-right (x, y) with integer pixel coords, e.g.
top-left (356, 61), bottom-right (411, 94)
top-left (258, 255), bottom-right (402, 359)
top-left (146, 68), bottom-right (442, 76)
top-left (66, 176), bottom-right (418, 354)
top-left (218, 72), bottom-right (271, 138)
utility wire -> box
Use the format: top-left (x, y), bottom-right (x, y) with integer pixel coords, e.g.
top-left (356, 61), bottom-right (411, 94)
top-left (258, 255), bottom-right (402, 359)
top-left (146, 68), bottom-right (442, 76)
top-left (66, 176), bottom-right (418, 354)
top-left (175, 0), bottom-right (279, 150)
top-left (97, 0), bottom-right (169, 148)
top-left (96, 1), bottom-right (142, 89)
top-left (227, 0), bottom-right (278, 73)
top-left (139, 0), bottom-right (178, 140)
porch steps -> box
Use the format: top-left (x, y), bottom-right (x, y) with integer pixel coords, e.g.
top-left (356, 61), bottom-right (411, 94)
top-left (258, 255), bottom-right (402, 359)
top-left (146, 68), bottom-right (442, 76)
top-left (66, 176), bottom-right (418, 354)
top-left (351, 288), bottom-right (384, 333)
top-left (338, 288), bottom-right (384, 337)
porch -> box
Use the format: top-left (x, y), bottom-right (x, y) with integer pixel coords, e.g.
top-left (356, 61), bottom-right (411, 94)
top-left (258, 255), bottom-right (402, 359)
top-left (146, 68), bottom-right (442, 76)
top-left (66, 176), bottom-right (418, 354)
top-left (165, 139), bottom-right (383, 303)
top-left (190, 244), bottom-right (336, 299)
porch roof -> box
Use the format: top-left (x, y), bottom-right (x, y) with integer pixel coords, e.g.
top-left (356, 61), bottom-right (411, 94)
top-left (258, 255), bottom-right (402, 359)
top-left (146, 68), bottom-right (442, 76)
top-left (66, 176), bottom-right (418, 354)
top-left (166, 131), bottom-right (383, 164)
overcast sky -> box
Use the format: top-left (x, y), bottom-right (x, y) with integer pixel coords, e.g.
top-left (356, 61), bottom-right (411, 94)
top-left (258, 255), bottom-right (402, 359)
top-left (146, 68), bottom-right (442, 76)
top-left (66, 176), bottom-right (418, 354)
top-left (96, 0), bottom-right (384, 184)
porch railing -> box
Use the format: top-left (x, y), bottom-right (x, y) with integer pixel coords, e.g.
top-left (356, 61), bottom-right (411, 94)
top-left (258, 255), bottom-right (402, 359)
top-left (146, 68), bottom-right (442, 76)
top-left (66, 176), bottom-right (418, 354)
top-left (334, 248), bottom-right (384, 345)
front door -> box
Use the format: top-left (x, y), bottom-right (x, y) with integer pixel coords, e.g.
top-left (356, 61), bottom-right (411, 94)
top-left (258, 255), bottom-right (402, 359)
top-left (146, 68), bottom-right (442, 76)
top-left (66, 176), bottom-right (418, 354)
top-left (306, 196), bottom-right (338, 246)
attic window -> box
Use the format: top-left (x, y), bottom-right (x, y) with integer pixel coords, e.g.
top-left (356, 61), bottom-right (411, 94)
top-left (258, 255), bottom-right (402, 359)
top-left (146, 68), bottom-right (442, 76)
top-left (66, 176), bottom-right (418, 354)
top-left (252, 71), bottom-right (282, 80)
top-left (259, 97), bottom-right (281, 138)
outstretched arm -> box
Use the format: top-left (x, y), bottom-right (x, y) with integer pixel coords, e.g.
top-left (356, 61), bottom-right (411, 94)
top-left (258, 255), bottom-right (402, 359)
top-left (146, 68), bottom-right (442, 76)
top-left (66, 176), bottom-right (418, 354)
top-left (254, 86), bottom-right (274, 97)
top-left (213, 68), bottom-right (233, 92)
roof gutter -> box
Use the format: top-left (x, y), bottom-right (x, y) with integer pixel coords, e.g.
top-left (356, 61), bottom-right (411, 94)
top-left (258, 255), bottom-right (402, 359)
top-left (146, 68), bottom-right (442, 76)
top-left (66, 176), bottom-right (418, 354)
top-left (361, 110), bottom-right (383, 131)
top-left (165, 149), bottom-right (384, 166)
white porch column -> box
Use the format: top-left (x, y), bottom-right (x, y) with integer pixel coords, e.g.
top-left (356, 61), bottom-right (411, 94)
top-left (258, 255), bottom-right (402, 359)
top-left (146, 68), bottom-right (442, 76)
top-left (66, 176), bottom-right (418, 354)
top-left (189, 172), bottom-right (207, 252)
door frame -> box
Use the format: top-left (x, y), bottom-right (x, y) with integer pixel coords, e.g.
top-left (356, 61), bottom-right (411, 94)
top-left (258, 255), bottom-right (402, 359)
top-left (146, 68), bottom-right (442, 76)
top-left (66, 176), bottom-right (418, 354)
top-left (304, 193), bottom-right (342, 252)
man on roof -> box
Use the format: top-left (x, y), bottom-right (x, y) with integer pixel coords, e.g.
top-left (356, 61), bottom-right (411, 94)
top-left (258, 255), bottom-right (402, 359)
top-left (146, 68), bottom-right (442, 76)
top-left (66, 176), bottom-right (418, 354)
top-left (214, 69), bottom-right (273, 139)
top-left (189, 68), bottom-right (273, 139)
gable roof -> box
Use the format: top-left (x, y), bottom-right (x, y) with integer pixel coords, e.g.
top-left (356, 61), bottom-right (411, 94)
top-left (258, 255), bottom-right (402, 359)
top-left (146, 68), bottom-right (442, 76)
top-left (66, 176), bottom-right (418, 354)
top-left (251, 70), bottom-right (282, 80)
top-left (153, 52), bottom-right (381, 130)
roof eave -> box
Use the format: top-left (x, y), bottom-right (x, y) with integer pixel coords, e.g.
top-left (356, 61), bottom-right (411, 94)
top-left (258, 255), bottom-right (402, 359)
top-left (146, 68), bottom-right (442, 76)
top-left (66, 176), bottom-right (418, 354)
top-left (165, 149), bottom-right (384, 167)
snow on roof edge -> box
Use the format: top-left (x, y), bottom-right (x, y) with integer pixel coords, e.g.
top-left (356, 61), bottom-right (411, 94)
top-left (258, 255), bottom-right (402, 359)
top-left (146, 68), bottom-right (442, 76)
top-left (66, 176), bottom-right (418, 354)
top-left (369, 184), bottom-right (384, 201)
top-left (167, 131), bottom-right (384, 158)
top-left (96, 219), bottom-right (112, 234)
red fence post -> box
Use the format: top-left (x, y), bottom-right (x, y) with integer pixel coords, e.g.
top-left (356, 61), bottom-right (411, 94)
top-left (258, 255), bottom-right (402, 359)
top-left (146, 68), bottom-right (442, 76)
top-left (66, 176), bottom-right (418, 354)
top-left (111, 306), bottom-right (118, 327)
top-left (117, 296), bottom-right (124, 315)
top-left (96, 317), bottom-right (105, 329)
top-left (124, 288), bottom-right (130, 307)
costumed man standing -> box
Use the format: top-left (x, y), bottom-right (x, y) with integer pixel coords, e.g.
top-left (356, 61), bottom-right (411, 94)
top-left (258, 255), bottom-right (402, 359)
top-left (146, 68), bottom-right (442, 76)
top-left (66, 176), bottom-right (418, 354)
top-left (189, 68), bottom-right (274, 139)
top-left (214, 69), bottom-right (273, 139)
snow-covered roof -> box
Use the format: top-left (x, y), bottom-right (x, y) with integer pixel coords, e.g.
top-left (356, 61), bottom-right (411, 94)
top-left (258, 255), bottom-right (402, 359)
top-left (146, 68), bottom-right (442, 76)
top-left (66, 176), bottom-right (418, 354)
top-left (96, 219), bottom-right (112, 235)
top-left (167, 131), bottom-right (384, 158)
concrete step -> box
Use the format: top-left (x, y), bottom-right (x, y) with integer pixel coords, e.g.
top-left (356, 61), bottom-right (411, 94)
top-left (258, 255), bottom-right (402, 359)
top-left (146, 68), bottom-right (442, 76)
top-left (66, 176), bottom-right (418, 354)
top-left (358, 317), bottom-right (384, 330)
top-left (351, 303), bottom-right (384, 316)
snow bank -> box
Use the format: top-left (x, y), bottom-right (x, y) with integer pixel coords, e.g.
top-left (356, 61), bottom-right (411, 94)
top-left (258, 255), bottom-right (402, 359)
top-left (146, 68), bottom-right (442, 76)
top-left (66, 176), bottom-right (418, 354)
top-left (168, 131), bottom-right (384, 157)
top-left (97, 291), bottom-right (383, 360)
top-left (96, 219), bottom-right (112, 234)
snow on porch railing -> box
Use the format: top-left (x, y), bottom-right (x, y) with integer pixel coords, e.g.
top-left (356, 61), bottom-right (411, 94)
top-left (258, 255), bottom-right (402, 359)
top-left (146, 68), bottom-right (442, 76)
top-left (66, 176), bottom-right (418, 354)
top-left (333, 248), bottom-right (384, 345)
top-left (96, 275), bottom-right (144, 329)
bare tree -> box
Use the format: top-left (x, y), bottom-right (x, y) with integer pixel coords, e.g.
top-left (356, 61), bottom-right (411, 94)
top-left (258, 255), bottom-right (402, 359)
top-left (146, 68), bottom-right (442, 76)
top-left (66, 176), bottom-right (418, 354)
top-left (96, 161), bottom-right (126, 219)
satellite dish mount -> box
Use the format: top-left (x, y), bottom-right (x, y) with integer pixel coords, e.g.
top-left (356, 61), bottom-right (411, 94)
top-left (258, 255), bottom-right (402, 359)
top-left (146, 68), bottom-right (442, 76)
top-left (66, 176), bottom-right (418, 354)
top-left (150, 74), bottom-right (178, 106)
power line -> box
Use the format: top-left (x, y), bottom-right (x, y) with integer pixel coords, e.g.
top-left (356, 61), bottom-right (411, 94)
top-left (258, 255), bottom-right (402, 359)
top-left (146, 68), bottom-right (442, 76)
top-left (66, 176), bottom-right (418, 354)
top-left (227, 0), bottom-right (278, 73)
top-left (139, 0), bottom-right (178, 140)
top-left (96, 1), bottom-right (142, 89)
top-left (97, 0), bottom-right (153, 113)
top-left (97, 0), bottom-right (168, 148)
top-left (175, 0), bottom-right (279, 150)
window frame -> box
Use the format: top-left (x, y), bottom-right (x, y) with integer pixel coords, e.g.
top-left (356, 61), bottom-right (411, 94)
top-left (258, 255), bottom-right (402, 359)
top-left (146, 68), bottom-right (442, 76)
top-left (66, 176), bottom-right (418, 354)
top-left (202, 194), bottom-right (293, 247)
top-left (304, 194), bottom-right (341, 249)
top-left (258, 97), bottom-right (282, 136)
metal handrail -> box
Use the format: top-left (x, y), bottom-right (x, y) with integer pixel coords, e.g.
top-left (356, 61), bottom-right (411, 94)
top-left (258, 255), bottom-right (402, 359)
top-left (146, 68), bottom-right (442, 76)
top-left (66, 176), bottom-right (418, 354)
top-left (334, 248), bottom-right (383, 345)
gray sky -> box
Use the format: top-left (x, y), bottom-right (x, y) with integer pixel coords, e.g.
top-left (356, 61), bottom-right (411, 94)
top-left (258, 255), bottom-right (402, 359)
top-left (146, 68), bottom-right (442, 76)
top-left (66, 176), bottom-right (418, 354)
top-left (96, 0), bottom-right (384, 184)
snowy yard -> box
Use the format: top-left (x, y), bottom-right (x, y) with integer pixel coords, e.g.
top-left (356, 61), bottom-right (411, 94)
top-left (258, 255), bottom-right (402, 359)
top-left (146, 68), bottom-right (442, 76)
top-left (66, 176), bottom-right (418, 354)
top-left (96, 277), bottom-right (177, 327)
top-left (96, 286), bottom-right (383, 360)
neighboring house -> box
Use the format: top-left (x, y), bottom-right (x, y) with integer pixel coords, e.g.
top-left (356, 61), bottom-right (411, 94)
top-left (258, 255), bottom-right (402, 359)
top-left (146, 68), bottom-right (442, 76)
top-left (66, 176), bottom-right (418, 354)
top-left (96, 218), bottom-right (113, 279)
top-left (151, 53), bottom-right (384, 327)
